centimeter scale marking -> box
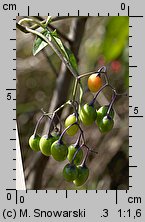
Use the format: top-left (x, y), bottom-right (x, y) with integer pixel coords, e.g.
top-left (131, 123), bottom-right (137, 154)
top-left (6, 188), bottom-right (120, 204)
top-left (5, 3), bottom-right (144, 212)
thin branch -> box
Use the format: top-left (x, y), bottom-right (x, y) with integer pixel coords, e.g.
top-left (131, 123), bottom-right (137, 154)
top-left (17, 21), bottom-right (79, 78)
top-left (48, 23), bottom-right (72, 43)
top-left (29, 16), bottom-right (87, 40)
top-left (16, 23), bottom-right (29, 33)
top-left (77, 70), bottom-right (106, 80)
top-left (20, 16), bottom-right (80, 43)
top-left (28, 17), bottom-right (88, 189)
top-left (32, 16), bottom-right (72, 43)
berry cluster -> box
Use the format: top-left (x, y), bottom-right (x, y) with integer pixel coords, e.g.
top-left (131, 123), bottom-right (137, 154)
top-left (29, 66), bottom-right (126, 187)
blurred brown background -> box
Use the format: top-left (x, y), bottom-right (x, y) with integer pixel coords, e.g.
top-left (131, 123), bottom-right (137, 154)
top-left (16, 16), bottom-right (129, 190)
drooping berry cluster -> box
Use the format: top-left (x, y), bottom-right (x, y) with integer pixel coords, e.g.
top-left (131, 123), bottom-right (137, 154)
top-left (29, 66), bottom-right (126, 186)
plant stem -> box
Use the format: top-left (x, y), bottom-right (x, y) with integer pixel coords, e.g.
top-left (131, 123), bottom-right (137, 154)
top-left (34, 16), bottom-right (72, 43)
top-left (58, 122), bottom-right (78, 142)
top-left (81, 148), bottom-right (89, 166)
top-left (18, 18), bottom-right (46, 29)
top-left (77, 66), bottom-right (109, 85)
top-left (72, 78), bottom-right (78, 101)
top-left (58, 120), bottom-right (84, 144)
top-left (89, 83), bottom-right (109, 106)
top-left (77, 125), bottom-right (85, 144)
top-left (53, 100), bottom-right (71, 113)
top-left (55, 113), bottom-right (63, 134)
top-left (33, 114), bottom-right (44, 137)
top-left (47, 113), bottom-right (56, 138)
top-left (46, 101), bottom-right (72, 138)
top-left (77, 70), bottom-right (106, 80)
top-left (74, 133), bottom-right (82, 147)
top-left (71, 145), bottom-right (83, 165)
top-left (16, 23), bottom-right (28, 33)
top-left (46, 29), bottom-right (78, 78)
top-left (27, 16), bottom-right (81, 31)
top-left (17, 20), bottom-right (78, 78)
top-left (107, 90), bottom-right (117, 116)
top-left (98, 66), bottom-right (109, 84)
top-left (17, 17), bottom-right (72, 44)
top-left (83, 144), bottom-right (98, 154)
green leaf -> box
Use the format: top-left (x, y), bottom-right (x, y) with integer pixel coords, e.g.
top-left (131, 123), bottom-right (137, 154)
top-left (45, 16), bottom-right (52, 26)
top-left (33, 28), bottom-right (78, 75)
top-left (33, 30), bottom-right (49, 56)
top-left (50, 30), bottom-right (78, 72)
top-left (50, 30), bottom-right (69, 60)
top-left (65, 47), bottom-right (78, 71)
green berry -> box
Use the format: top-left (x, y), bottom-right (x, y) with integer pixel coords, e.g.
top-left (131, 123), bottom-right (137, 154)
top-left (96, 105), bottom-right (114, 125)
top-left (99, 115), bottom-right (114, 133)
top-left (73, 165), bottom-right (89, 186)
top-left (63, 163), bottom-right (78, 182)
top-left (39, 135), bottom-right (57, 156)
top-left (51, 140), bottom-right (68, 162)
top-left (67, 145), bottom-right (83, 165)
top-left (29, 134), bottom-right (40, 152)
top-left (79, 104), bottom-right (97, 126)
top-left (65, 113), bottom-right (79, 136)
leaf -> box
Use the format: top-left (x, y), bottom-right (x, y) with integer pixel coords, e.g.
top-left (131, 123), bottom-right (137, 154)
top-left (50, 30), bottom-right (69, 60)
top-left (65, 47), bottom-right (78, 71)
top-left (33, 28), bottom-right (78, 75)
top-left (33, 30), bottom-right (49, 56)
top-left (45, 16), bottom-right (52, 26)
top-left (49, 30), bottom-right (78, 73)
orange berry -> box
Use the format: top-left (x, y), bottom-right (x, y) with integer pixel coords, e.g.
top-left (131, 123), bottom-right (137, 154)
top-left (88, 74), bottom-right (103, 93)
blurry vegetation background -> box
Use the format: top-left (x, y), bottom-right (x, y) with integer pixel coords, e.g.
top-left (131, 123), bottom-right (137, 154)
top-left (16, 16), bottom-right (129, 190)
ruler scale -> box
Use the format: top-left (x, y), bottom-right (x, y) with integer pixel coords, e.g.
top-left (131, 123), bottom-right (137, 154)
top-left (0, 0), bottom-right (145, 221)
